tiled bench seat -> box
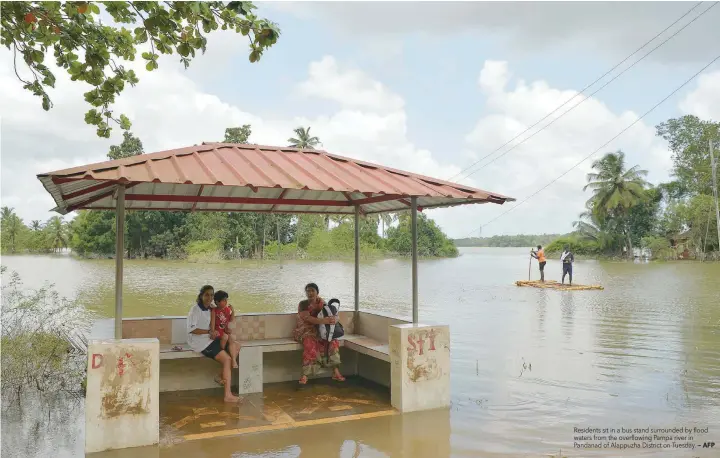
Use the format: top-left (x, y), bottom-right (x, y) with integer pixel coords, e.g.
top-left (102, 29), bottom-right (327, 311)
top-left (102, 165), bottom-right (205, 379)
top-left (123, 310), bottom-right (408, 393)
top-left (159, 334), bottom-right (390, 362)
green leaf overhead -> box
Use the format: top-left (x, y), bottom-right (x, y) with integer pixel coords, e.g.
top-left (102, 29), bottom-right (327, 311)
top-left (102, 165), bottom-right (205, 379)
top-left (1, 1), bottom-right (281, 138)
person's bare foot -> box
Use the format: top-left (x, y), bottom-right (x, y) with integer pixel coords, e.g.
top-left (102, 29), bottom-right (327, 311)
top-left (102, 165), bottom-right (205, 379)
top-left (224, 393), bottom-right (241, 403)
top-left (298, 375), bottom-right (308, 385)
top-left (232, 362), bottom-right (239, 369)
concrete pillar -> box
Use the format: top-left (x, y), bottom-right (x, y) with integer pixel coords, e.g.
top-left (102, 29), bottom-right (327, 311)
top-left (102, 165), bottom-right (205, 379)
top-left (389, 323), bottom-right (450, 412)
top-left (237, 346), bottom-right (263, 394)
top-left (85, 338), bottom-right (159, 454)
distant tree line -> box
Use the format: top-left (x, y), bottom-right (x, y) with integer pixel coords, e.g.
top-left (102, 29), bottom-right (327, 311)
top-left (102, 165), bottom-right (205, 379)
top-left (454, 234), bottom-right (561, 248)
top-left (2, 126), bottom-right (458, 260)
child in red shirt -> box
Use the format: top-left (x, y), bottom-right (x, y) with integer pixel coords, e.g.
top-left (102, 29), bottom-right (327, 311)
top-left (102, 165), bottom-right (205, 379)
top-left (211, 290), bottom-right (238, 369)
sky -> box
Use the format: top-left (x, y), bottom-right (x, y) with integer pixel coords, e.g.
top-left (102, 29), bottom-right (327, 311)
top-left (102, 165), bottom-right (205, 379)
top-left (1, 1), bottom-right (720, 239)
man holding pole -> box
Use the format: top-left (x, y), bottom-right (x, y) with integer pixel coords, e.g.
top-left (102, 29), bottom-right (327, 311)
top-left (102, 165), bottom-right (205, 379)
top-left (561, 246), bottom-right (575, 285)
top-left (530, 245), bottom-right (546, 282)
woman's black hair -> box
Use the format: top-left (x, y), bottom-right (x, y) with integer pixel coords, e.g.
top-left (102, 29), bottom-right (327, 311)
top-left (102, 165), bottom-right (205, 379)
top-left (305, 283), bottom-right (319, 293)
top-left (214, 290), bottom-right (229, 303)
top-left (197, 285), bottom-right (214, 306)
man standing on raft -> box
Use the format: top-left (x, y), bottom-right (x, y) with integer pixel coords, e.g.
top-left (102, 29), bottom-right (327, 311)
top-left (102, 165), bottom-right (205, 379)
top-left (561, 246), bottom-right (574, 285)
top-left (530, 245), bottom-right (546, 282)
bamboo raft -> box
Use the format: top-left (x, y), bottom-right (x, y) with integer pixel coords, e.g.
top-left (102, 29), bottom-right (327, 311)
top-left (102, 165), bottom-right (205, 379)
top-left (515, 280), bottom-right (604, 291)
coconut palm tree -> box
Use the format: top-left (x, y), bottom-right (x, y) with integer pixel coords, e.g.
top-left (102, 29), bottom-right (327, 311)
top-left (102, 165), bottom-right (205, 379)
top-left (1, 206), bottom-right (13, 221)
top-left (1, 207), bottom-right (22, 253)
top-left (46, 216), bottom-right (67, 253)
top-left (287, 127), bottom-right (320, 149)
top-left (572, 202), bottom-right (620, 254)
top-left (31, 220), bottom-right (42, 231)
top-left (583, 150), bottom-right (649, 258)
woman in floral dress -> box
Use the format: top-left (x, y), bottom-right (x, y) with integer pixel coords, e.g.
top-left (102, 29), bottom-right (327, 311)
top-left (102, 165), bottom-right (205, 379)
top-left (292, 282), bottom-right (345, 385)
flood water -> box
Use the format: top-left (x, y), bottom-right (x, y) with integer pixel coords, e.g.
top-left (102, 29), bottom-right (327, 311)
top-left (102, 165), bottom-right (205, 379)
top-left (2, 248), bottom-right (719, 457)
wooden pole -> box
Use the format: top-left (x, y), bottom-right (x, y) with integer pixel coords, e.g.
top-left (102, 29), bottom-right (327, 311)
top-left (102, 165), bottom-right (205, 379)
top-left (528, 252), bottom-right (532, 281)
top-left (114, 185), bottom-right (125, 339)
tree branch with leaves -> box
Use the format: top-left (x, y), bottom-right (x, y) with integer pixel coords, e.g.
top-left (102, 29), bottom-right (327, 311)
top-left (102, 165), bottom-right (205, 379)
top-left (1, 1), bottom-right (280, 138)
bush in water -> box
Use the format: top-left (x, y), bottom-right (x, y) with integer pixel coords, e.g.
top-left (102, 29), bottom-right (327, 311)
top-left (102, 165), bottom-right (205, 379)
top-left (1, 267), bottom-right (93, 404)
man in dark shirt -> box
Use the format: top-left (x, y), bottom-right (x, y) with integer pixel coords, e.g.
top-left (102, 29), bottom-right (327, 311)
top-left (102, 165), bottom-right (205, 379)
top-left (561, 246), bottom-right (574, 285)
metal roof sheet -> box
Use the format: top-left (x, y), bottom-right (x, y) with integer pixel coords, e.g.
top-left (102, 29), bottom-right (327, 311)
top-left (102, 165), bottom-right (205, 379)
top-left (37, 143), bottom-right (515, 215)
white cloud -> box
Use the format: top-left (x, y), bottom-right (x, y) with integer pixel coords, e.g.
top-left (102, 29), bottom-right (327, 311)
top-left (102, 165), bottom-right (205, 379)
top-left (274, 2), bottom-right (720, 64)
top-left (289, 61), bottom-right (465, 184)
top-left (678, 69), bottom-right (720, 120)
top-left (478, 61), bottom-right (511, 94)
top-left (0, 49), bottom-right (464, 227)
top-left (448, 60), bottom-right (672, 238)
top-left (296, 56), bottom-right (404, 113)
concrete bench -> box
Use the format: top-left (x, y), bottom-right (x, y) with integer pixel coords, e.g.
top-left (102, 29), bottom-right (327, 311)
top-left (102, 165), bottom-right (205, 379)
top-left (159, 335), bottom-right (390, 362)
top-left (122, 310), bottom-right (407, 393)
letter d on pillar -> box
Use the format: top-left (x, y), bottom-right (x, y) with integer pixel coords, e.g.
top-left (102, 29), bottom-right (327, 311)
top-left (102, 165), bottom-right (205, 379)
top-left (85, 338), bottom-right (159, 454)
top-left (91, 353), bottom-right (104, 369)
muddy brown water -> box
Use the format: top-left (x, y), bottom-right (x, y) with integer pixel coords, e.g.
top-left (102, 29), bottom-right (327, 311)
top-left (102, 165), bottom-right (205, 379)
top-left (2, 248), bottom-right (719, 457)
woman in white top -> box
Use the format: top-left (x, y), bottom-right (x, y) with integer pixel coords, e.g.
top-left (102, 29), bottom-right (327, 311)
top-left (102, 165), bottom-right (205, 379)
top-left (187, 285), bottom-right (240, 403)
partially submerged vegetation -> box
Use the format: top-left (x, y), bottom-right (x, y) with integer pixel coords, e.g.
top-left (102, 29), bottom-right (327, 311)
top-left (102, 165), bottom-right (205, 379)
top-left (1, 207), bottom-right (458, 261)
top-left (548, 115), bottom-right (719, 261)
top-left (1, 267), bottom-right (92, 405)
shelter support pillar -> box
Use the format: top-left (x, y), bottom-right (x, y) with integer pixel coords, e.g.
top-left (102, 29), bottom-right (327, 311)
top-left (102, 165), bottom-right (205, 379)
top-left (85, 338), bottom-right (159, 453)
top-left (115, 185), bottom-right (125, 339)
top-left (389, 323), bottom-right (451, 412)
top-left (354, 205), bottom-right (360, 314)
top-left (411, 197), bottom-right (418, 324)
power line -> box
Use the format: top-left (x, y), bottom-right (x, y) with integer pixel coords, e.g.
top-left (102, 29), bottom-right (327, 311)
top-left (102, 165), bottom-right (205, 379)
top-left (447, 1), bottom-right (715, 183)
top-left (462, 52), bottom-right (720, 238)
top-left (458, 1), bottom-right (718, 182)
top-left (462, 1), bottom-right (718, 181)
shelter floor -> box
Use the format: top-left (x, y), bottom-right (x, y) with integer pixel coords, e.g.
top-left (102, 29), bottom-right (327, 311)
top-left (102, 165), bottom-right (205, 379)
top-left (160, 377), bottom-right (394, 442)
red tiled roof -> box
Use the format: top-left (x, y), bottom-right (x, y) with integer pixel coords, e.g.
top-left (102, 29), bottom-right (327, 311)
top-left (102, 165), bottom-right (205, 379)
top-left (37, 143), bottom-right (515, 215)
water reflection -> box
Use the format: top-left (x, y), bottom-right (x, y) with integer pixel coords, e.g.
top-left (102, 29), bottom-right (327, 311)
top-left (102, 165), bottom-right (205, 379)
top-left (535, 289), bottom-right (548, 334)
top-left (82, 408), bottom-right (451, 458)
top-left (560, 291), bottom-right (575, 342)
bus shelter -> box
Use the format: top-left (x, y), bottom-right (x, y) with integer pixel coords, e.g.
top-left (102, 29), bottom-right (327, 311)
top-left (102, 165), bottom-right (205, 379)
top-left (38, 143), bottom-right (514, 452)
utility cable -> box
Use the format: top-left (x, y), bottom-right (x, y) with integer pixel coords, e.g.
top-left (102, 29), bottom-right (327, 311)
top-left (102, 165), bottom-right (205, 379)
top-left (462, 52), bottom-right (720, 237)
top-left (461, 1), bottom-right (718, 181)
top-left (447, 2), bottom-right (715, 183)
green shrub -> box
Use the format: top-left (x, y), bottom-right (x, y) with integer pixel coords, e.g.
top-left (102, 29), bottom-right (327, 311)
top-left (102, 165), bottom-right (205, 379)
top-left (641, 236), bottom-right (675, 260)
top-left (1, 267), bottom-right (92, 404)
top-left (545, 236), bottom-right (599, 256)
top-left (264, 241), bottom-right (299, 259)
top-left (186, 239), bottom-right (223, 263)
top-left (385, 213), bottom-right (458, 258)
